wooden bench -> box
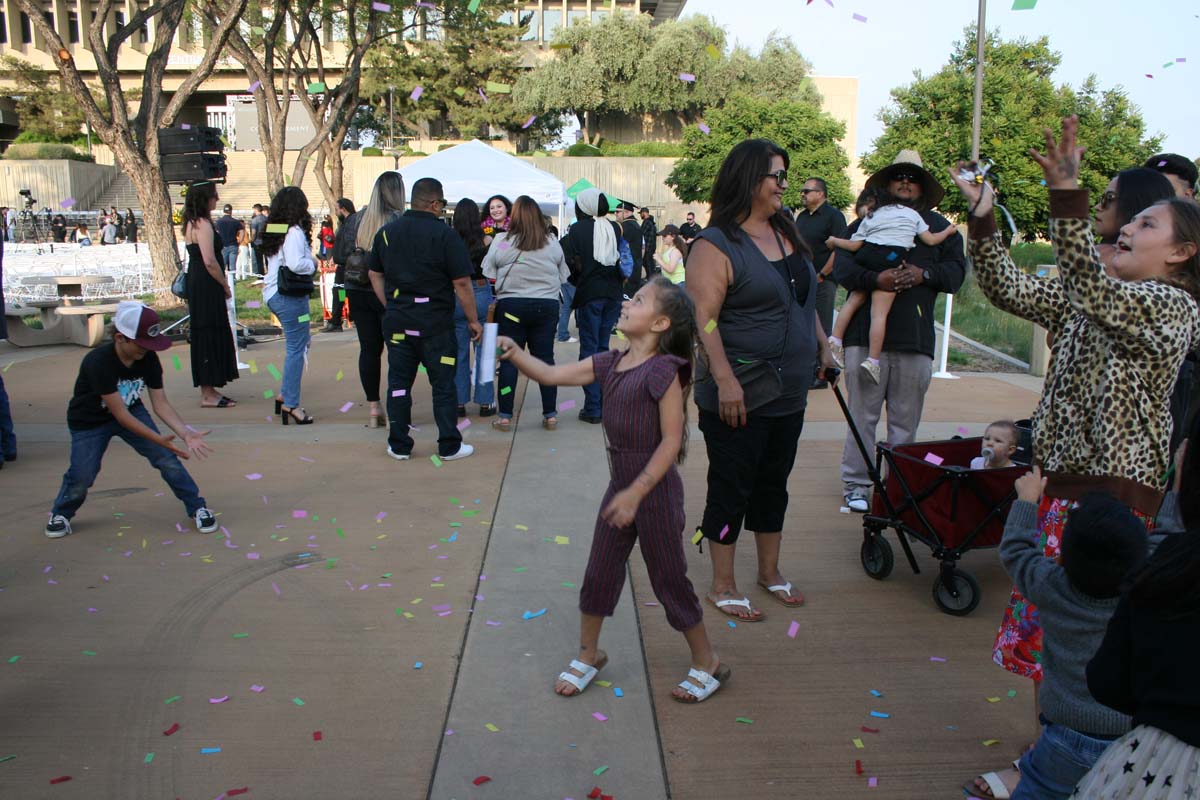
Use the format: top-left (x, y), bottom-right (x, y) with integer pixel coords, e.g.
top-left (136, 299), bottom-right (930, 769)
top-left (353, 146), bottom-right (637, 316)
top-left (4, 301), bottom-right (119, 348)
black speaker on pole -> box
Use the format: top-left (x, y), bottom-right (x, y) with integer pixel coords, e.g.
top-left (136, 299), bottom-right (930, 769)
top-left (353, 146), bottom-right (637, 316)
top-left (157, 126), bottom-right (227, 184)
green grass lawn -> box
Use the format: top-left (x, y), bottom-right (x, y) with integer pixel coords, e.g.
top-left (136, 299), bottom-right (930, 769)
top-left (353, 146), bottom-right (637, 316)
top-left (146, 279), bottom-right (325, 326)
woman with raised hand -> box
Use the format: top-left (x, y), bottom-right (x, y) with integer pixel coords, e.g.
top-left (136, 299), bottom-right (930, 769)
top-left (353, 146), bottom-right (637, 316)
top-left (957, 116), bottom-right (1200, 800)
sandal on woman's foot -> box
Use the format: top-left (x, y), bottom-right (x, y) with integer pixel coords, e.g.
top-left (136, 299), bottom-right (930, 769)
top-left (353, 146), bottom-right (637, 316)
top-left (367, 412), bottom-right (384, 428)
top-left (964, 764), bottom-right (1020, 799)
top-left (543, 417), bottom-right (558, 430)
top-left (554, 652), bottom-right (608, 697)
top-left (706, 594), bottom-right (765, 622)
top-left (491, 418), bottom-right (512, 431)
top-left (672, 664), bottom-right (731, 704)
top-left (202, 396), bottom-right (237, 408)
top-left (757, 579), bottom-right (804, 607)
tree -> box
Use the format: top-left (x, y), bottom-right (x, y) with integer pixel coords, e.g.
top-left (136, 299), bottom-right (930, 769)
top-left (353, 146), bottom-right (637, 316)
top-left (12, 0), bottom-right (248, 298)
top-left (0, 55), bottom-right (89, 143)
top-left (864, 28), bottom-right (1162, 239)
top-left (362, 0), bottom-right (562, 149)
top-left (514, 15), bottom-right (822, 145)
top-left (666, 95), bottom-right (852, 211)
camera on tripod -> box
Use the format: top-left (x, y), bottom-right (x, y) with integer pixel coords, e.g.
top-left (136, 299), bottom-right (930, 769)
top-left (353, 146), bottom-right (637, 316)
top-left (18, 188), bottom-right (36, 209)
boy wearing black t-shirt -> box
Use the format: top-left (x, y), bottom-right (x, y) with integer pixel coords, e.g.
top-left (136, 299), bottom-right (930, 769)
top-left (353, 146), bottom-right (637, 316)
top-left (45, 301), bottom-right (219, 538)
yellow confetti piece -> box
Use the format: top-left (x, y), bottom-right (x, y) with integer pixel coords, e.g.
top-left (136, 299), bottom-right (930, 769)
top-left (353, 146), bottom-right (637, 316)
top-left (852, 738), bottom-right (865, 749)
top-left (382, 231), bottom-right (388, 246)
top-left (554, 535), bottom-right (570, 545)
top-left (402, 611), bottom-right (414, 619)
top-left (392, 333), bottom-right (405, 341)
top-left (503, 312), bottom-right (520, 322)
top-left (485, 723), bottom-right (499, 732)
top-left (142, 538), bottom-right (147, 549)
top-left (376, 534), bottom-right (387, 540)
top-left (704, 319), bottom-right (717, 333)
top-left (691, 529), bottom-right (704, 545)
top-left (594, 680), bottom-right (612, 688)
top-left (431, 583), bottom-right (445, 587)
top-left (411, 598), bottom-right (423, 604)
top-left (986, 697), bottom-right (1001, 703)
top-left (248, 360), bottom-right (258, 374)
top-left (393, 289), bottom-right (399, 298)
top-left (706, 43), bottom-right (721, 60)
top-left (335, 370), bottom-right (344, 381)
top-left (982, 739), bottom-right (1001, 747)
top-left (440, 356), bottom-right (455, 365)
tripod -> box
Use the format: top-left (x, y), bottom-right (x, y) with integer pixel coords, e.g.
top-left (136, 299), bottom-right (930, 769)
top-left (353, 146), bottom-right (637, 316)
top-left (17, 207), bottom-right (53, 251)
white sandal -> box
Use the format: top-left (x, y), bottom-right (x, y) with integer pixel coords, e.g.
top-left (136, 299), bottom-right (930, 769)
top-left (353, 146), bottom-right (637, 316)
top-left (555, 655), bottom-right (607, 696)
top-left (707, 595), bottom-right (765, 622)
top-left (673, 664), bottom-right (732, 704)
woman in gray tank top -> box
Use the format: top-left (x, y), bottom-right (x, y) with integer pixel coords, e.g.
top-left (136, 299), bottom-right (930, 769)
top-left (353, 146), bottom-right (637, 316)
top-left (688, 139), bottom-right (840, 622)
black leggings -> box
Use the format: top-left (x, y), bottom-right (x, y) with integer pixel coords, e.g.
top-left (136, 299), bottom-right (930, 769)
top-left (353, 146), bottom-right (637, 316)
top-left (348, 289), bottom-right (385, 402)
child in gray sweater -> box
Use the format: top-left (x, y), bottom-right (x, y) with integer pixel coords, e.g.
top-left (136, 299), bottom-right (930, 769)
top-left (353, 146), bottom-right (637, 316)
top-left (1000, 466), bottom-right (1181, 800)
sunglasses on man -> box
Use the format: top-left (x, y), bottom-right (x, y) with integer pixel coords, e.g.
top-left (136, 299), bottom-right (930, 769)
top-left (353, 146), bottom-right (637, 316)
top-left (891, 172), bottom-right (921, 184)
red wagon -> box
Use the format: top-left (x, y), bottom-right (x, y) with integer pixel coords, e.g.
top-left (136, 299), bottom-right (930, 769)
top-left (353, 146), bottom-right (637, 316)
top-left (833, 384), bottom-right (1026, 615)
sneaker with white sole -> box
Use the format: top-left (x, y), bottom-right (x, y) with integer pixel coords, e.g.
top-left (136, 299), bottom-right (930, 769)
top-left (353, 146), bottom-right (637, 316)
top-left (45, 514), bottom-right (72, 539)
top-left (386, 447), bottom-right (411, 461)
top-left (860, 358), bottom-right (881, 385)
top-left (844, 492), bottom-right (869, 513)
top-left (194, 507), bottom-right (218, 534)
top-left (441, 443), bottom-right (474, 462)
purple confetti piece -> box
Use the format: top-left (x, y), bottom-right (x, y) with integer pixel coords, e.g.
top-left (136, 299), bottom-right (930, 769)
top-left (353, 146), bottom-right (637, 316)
top-left (558, 400), bottom-right (576, 411)
top-left (245, 473), bottom-right (262, 481)
top-left (123, 551), bottom-right (133, 557)
top-left (787, 620), bottom-right (800, 639)
top-left (410, 86), bottom-right (423, 102)
top-left (372, 0), bottom-right (391, 10)
top-left (224, 539), bottom-right (239, 549)
top-left (271, 582), bottom-right (281, 596)
top-left (1177, 57), bottom-right (1187, 63)
top-left (60, 197), bottom-right (76, 209)
top-left (478, 88), bottom-right (488, 103)
top-left (868, 777), bottom-right (878, 788)
top-left (359, 584), bottom-right (369, 591)
top-left (414, 297), bottom-right (430, 303)
top-left (432, 604), bottom-right (452, 611)
top-left (404, 329), bottom-right (421, 337)
top-left (457, 418), bottom-right (471, 431)
top-left (375, 512), bottom-right (388, 521)
top-left (339, 402), bottom-right (354, 413)
top-left (378, 582), bottom-right (392, 587)
top-left (433, 576), bottom-right (442, 581)
top-left (163, 540), bottom-right (175, 546)
top-left (718, 524), bottom-right (730, 540)
top-left (245, 300), bottom-right (261, 309)
top-left (678, 73), bottom-right (696, 82)
top-left (179, 552), bottom-right (191, 557)
top-left (88, 607), bottom-right (98, 613)
top-left (246, 552), bottom-right (260, 560)
top-left (176, 523), bottom-right (184, 533)
top-left (249, 80), bottom-right (261, 93)
top-left (479, 575), bottom-right (486, 581)
top-left (298, 456), bottom-right (314, 463)
top-left (824, 0), bottom-right (834, 5)
top-left (428, 544), bottom-right (438, 550)
top-left (956, 426), bottom-right (970, 435)
top-left (43, 565), bottom-right (53, 574)
top-left (416, 1), bottom-right (436, 6)
top-left (437, 610), bottom-right (453, 617)
top-left (47, 579), bottom-right (58, 585)
top-left (392, 389), bottom-right (407, 397)
top-left (209, 695), bottom-right (229, 703)
top-left (250, 684), bottom-right (265, 692)
top-left (930, 656), bottom-right (947, 662)
top-left (292, 510), bottom-right (307, 518)
top-left (485, 620), bottom-right (502, 626)
top-left (522, 115), bottom-right (537, 129)
top-left (181, 123), bottom-right (191, 130)
top-left (852, 12), bottom-right (867, 22)
top-left (698, 123), bottom-right (711, 134)
top-left (445, 729), bottom-right (455, 735)
top-left (103, 575), bottom-right (110, 582)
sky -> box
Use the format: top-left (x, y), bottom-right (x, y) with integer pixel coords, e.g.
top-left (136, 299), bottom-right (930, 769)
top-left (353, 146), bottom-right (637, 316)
top-left (681, 0), bottom-right (1198, 162)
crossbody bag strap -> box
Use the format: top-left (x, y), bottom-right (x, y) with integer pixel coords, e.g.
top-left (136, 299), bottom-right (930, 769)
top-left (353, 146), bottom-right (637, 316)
top-left (769, 228), bottom-right (794, 364)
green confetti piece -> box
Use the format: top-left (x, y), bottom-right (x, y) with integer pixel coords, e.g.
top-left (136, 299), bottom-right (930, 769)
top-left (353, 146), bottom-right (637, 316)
top-left (449, 522), bottom-right (462, 528)
top-left (263, 389), bottom-right (274, 399)
top-left (500, 386), bottom-right (512, 395)
top-left (82, 650), bottom-right (97, 656)
top-left (266, 223), bottom-right (289, 234)
top-left (336, 528), bottom-right (345, 539)
top-left (172, 354), bottom-right (182, 371)
top-left (307, 82), bottom-right (326, 93)
top-left (485, 722), bottom-right (499, 732)
top-left (454, 87), bottom-right (467, 97)
top-left (232, 633), bottom-right (249, 639)
top-left (450, 497), bottom-right (460, 504)
top-left (165, 695), bottom-right (182, 705)
top-left (267, 364), bottom-right (282, 381)
top-left (0, 754), bottom-right (15, 763)
top-left (144, 752), bottom-right (155, 764)
top-left (703, 319), bottom-right (717, 333)
top-left (417, 364), bottom-right (427, 374)
top-left (467, 0), bottom-right (480, 11)
top-left (485, 81), bottom-right (511, 93)
top-left (561, 581), bottom-right (575, 588)
top-left (1010, 0), bottom-right (1037, 9)
top-left (513, 567), bottom-right (527, 573)
top-left (462, 510), bottom-right (478, 517)
top-left (292, 697), bottom-right (305, 706)
top-left (593, 765), bottom-right (609, 777)
top-left (382, 573), bottom-right (393, 578)
top-left (430, 455), bottom-right (443, 468)
top-left (735, 717), bottom-right (754, 724)
top-left (297, 314), bottom-right (311, 323)
top-left (325, 558), bottom-right (338, 569)
top-left (1007, 689), bottom-right (1017, 698)
top-left (7, 656), bottom-right (19, 664)
top-left (335, 370), bottom-right (344, 381)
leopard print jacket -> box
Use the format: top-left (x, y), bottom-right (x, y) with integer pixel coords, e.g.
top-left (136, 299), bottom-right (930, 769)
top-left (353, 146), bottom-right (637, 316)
top-left (970, 206), bottom-right (1200, 491)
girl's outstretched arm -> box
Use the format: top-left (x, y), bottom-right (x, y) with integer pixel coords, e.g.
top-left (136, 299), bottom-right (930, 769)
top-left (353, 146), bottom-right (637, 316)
top-left (497, 335), bottom-right (597, 386)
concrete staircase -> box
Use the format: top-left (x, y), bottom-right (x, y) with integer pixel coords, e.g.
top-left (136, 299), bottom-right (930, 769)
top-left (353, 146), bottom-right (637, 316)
top-left (90, 151), bottom-right (336, 216)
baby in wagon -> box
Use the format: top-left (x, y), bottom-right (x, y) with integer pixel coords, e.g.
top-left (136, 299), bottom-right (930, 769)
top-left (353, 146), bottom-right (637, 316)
top-left (971, 420), bottom-right (1019, 470)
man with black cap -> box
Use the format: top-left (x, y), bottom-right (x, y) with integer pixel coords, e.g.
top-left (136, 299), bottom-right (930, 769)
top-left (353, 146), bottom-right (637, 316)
top-left (1145, 153), bottom-right (1197, 199)
top-left (613, 200), bottom-right (643, 294)
top-left (638, 207), bottom-right (658, 279)
top-left (833, 150), bottom-right (965, 513)
top-left (214, 204), bottom-right (244, 281)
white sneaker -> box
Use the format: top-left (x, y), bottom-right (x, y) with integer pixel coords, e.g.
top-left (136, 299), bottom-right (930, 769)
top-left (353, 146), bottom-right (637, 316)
top-left (386, 447), bottom-right (411, 461)
top-left (844, 493), bottom-right (869, 513)
top-left (566, 336), bottom-right (578, 343)
top-left (45, 514), bottom-right (72, 539)
top-left (827, 337), bottom-right (844, 368)
top-left (194, 507), bottom-right (218, 534)
top-left (860, 358), bottom-right (881, 385)
top-left (441, 443), bottom-right (474, 462)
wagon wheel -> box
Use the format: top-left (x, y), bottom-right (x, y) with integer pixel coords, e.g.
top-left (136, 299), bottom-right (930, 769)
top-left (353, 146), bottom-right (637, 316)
top-left (931, 569), bottom-right (981, 616)
top-left (860, 533), bottom-right (894, 580)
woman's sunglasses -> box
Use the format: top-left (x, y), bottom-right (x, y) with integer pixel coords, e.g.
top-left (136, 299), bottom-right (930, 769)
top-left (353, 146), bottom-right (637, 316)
top-left (761, 169), bottom-right (788, 186)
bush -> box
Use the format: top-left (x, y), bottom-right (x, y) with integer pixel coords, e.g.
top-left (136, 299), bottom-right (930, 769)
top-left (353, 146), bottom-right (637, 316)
top-left (2, 142), bottom-right (94, 161)
top-left (361, 146), bottom-right (384, 157)
top-left (437, 143), bottom-right (457, 152)
top-left (13, 130), bottom-right (88, 148)
top-left (598, 141), bottom-right (685, 157)
top-left (566, 143), bottom-right (602, 157)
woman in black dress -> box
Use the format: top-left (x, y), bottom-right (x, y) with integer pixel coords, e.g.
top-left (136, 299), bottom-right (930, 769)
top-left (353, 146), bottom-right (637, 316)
top-left (124, 209), bottom-right (137, 245)
top-left (182, 182), bottom-right (238, 407)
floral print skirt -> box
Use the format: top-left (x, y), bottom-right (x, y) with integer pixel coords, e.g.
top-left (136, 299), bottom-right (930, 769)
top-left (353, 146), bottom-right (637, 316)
top-left (992, 496), bottom-right (1153, 681)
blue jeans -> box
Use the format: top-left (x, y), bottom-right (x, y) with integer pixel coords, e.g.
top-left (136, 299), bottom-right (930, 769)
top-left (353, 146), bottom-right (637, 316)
top-left (222, 245), bottom-right (239, 275)
top-left (384, 321), bottom-right (461, 456)
top-left (453, 283), bottom-right (495, 406)
top-left (496, 297), bottom-right (559, 419)
top-left (267, 293), bottom-right (312, 408)
top-left (557, 282), bottom-right (576, 340)
top-left (51, 404), bottom-right (205, 519)
top-left (576, 297), bottom-right (621, 417)
top-left (1013, 716), bottom-right (1119, 800)
top-left (0, 371), bottom-right (15, 462)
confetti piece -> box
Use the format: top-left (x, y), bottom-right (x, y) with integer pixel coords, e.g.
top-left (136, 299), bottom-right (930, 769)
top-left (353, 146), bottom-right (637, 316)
top-left (870, 711), bottom-right (889, 718)
top-left (592, 712), bottom-right (608, 722)
top-left (554, 535), bottom-right (569, 544)
top-left (249, 80), bottom-right (261, 92)
top-left (307, 82), bottom-right (326, 93)
top-left (735, 717), bottom-right (754, 724)
top-left (614, 688), bottom-right (624, 697)
top-left (233, 632), bottom-right (250, 638)
top-left (467, 0), bottom-right (480, 10)
top-left (405, 329), bottom-right (421, 336)
top-left (485, 81), bottom-right (512, 93)
top-left (430, 455), bottom-right (443, 468)
top-left (440, 356), bottom-right (456, 365)
top-left (392, 388), bottom-right (407, 397)
top-left (60, 197), bottom-right (76, 209)
top-left (50, 776), bottom-right (72, 784)
top-left (851, 12), bottom-right (867, 22)
top-left (718, 524), bottom-right (730, 540)
top-left (82, 650), bottom-right (97, 656)
top-left (522, 116), bottom-right (537, 129)
top-left (500, 386), bottom-right (512, 395)
top-left (292, 697), bottom-right (305, 706)
top-left (245, 473), bottom-right (262, 480)
top-left (7, 656), bottom-right (19, 663)
top-left (410, 85), bottom-right (423, 102)
top-left (861, 726), bottom-right (880, 733)
top-left (165, 695), bottom-right (181, 704)
top-left (698, 123), bottom-right (711, 135)
top-left (267, 363), bottom-right (283, 381)
top-left (163, 723), bottom-right (180, 736)
top-left (0, 754), bottom-right (15, 763)
top-left (522, 608), bottom-right (547, 620)
top-left (473, 776), bottom-right (492, 786)
top-left (200, 747), bottom-right (221, 754)
top-left (313, 730), bottom-right (323, 740)
top-left (930, 656), bottom-right (947, 662)
top-left (172, 354), bottom-right (182, 371)
top-left (691, 529), bottom-right (704, 545)
top-left (986, 696), bottom-right (1001, 703)
top-left (703, 319), bottom-right (717, 333)
top-left (705, 44), bottom-right (720, 60)
top-left (228, 789), bottom-right (249, 796)
top-left (868, 777), bottom-right (878, 788)
top-left (853, 738), bottom-right (865, 749)
top-left (956, 426), bottom-right (970, 435)
top-left (1007, 689), bottom-right (1017, 698)
top-left (983, 739), bottom-right (1000, 746)
top-left (339, 402), bottom-right (354, 413)
top-left (298, 314), bottom-right (311, 322)
top-left (335, 370), bottom-right (344, 381)
top-left (679, 72), bottom-right (696, 82)
top-left (485, 722), bottom-right (499, 732)
top-left (372, 0), bottom-right (391, 9)
top-left (727, 620), bottom-right (736, 628)
top-left (923, 452), bottom-right (944, 466)
top-left (593, 766), bottom-right (609, 777)
top-left (515, 524), bottom-right (529, 531)
top-left (1011, 0), bottom-right (1036, 8)
top-left (210, 695), bottom-right (230, 703)
top-left (855, 759), bottom-right (863, 774)
top-left (144, 752), bottom-right (155, 764)
top-left (266, 224), bottom-right (289, 234)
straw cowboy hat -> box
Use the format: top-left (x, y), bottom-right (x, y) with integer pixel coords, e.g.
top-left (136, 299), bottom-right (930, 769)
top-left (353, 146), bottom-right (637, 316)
top-left (865, 149), bottom-right (945, 208)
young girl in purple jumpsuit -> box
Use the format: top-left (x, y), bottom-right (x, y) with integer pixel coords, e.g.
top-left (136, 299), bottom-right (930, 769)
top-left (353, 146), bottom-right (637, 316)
top-left (498, 277), bottom-right (728, 703)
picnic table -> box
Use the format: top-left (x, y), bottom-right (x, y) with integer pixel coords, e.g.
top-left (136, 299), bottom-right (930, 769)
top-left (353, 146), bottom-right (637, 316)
top-left (5, 275), bottom-right (122, 348)
top-left (19, 275), bottom-right (116, 305)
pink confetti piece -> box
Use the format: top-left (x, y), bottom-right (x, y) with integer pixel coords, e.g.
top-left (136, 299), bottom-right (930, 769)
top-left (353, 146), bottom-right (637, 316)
top-left (245, 473), bottom-right (263, 480)
top-left (558, 400), bottom-right (577, 411)
top-left (410, 86), bottom-right (423, 102)
top-left (956, 426), bottom-right (970, 435)
top-left (405, 330), bottom-right (421, 337)
top-left (372, 0), bottom-right (391, 10)
top-left (250, 684), bottom-right (265, 692)
top-left (292, 510), bottom-right (307, 518)
top-left (271, 582), bottom-right (281, 596)
top-left (245, 300), bottom-right (261, 308)
top-left (592, 712), bottom-right (608, 722)
top-left (457, 418), bottom-right (471, 431)
top-left (787, 620), bottom-right (800, 639)
top-left (1145, 74), bottom-right (1154, 79)
top-left (209, 695), bottom-right (229, 703)
top-left (923, 452), bottom-right (944, 466)
top-left (249, 80), bottom-right (262, 93)
top-left (678, 73), bottom-right (696, 82)
top-left (522, 115), bottom-right (537, 129)
top-left (246, 552), bottom-right (260, 560)
top-left (698, 123), bottom-right (711, 135)
top-left (718, 524), bottom-right (730, 541)
top-left (392, 389), bottom-right (407, 397)
top-left (339, 402), bottom-right (354, 413)
top-left (852, 12), bottom-right (867, 22)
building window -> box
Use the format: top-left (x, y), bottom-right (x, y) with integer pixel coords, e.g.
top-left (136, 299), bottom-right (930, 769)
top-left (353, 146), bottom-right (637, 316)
top-left (68, 10), bottom-right (79, 43)
top-left (115, 10), bottom-right (125, 30)
top-left (20, 11), bottom-right (33, 43)
top-left (498, 10), bottom-right (513, 25)
top-left (519, 9), bottom-right (537, 40)
top-left (542, 8), bottom-right (562, 40)
top-left (43, 10), bottom-right (53, 33)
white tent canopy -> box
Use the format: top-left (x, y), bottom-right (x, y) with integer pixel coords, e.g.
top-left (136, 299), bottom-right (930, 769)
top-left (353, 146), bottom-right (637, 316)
top-left (397, 139), bottom-right (568, 228)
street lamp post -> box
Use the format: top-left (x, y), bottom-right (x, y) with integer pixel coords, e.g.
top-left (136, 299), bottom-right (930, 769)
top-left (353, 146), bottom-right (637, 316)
top-left (971, 0), bottom-right (986, 162)
top-left (388, 86), bottom-right (395, 151)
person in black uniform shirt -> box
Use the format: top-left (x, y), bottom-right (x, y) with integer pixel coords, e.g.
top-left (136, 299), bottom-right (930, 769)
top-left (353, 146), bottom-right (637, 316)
top-left (794, 178), bottom-right (848, 388)
top-left (639, 207), bottom-right (658, 279)
top-left (322, 198), bottom-right (356, 332)
top-left (678, 211), bottom-right (701, 244)
top-left (614, 201), bottom-right (643, 295)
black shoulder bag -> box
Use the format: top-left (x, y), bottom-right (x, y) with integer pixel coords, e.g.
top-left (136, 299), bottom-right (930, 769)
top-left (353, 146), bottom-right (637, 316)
top-left (277, 230), bottom-right (315, 297)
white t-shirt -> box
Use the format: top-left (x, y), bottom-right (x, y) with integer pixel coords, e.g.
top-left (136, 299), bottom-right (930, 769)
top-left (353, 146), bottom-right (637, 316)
top-left (851, 204), bottom-right (929, 249)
